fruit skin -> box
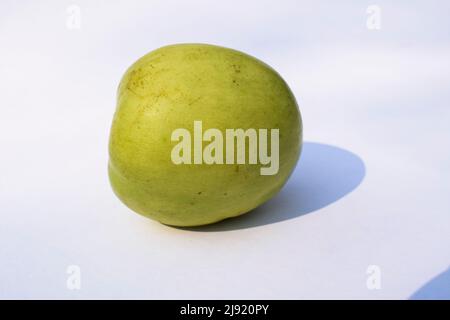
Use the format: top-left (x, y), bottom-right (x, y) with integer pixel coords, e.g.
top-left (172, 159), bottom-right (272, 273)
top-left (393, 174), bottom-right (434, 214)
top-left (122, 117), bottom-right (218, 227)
top-left (109, 43), bottom-right (302, 227)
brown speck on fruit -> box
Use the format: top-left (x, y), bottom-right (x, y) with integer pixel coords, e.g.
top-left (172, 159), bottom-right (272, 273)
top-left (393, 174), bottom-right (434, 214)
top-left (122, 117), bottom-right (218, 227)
top-left (188, 96), bottom-right (202, 106)
top-left (197, 191), bottom-right (202, 195)
top-left (231, 64), bottom-right (241, 73)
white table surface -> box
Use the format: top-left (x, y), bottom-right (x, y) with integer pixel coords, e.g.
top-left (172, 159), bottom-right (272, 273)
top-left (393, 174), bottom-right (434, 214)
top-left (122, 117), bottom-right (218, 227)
top-left (1, 0), bottom-right (449, 299)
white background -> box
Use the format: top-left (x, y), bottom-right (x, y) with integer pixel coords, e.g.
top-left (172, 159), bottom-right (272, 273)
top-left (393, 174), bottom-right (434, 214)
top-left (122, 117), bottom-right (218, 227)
top-left (1, 0), bottom-right (449, 299)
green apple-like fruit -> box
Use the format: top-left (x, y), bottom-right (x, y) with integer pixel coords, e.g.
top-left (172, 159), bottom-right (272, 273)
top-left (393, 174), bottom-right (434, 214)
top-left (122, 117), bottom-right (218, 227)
top-left (108, 43), bottom-right (302, 227)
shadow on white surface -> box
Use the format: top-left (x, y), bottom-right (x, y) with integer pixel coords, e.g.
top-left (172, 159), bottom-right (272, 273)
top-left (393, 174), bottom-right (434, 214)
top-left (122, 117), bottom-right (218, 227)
top-left (410, 267), bottom-right (450, 300)
top-left (184, 142), bottom-right (366, 231)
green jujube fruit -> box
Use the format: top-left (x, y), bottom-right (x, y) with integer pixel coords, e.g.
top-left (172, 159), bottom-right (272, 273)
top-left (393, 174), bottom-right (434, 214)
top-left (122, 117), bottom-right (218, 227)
top-left (108, 43), bottom-right (302, 227)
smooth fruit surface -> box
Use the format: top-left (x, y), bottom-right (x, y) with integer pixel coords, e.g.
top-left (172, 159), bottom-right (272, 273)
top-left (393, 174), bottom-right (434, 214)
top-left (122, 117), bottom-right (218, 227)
top-left (108, 43), bottom-right (302, 226)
